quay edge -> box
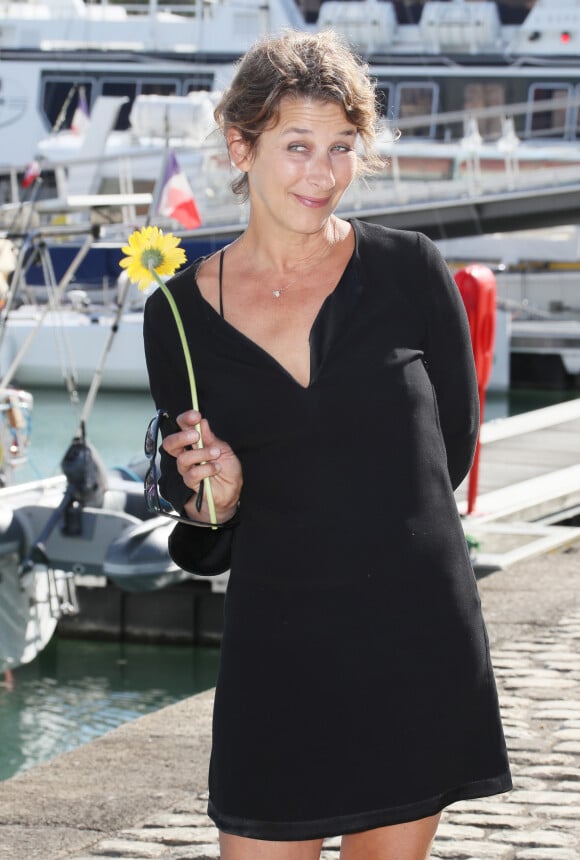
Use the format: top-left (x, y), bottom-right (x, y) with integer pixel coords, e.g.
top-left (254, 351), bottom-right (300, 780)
top-left (1, 544), bottom-right (580, 859)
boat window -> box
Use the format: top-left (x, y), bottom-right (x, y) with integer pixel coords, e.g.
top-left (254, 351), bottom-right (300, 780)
top-left (395, 83), bottom-right (438, 137)
top-left (184, 75), bottom-right (216, 94)
top-left (141, 82), bottom-right (178, 97)
top-left (41, 79), bottom-right (94, 131)
top-left (41, 74), bottom-right (191, 133)
top-left (462, 83), bottom-right (505, 139)
top-left (101, 81), bottom-right (138, 129)
top-left (101, 79), bottom-right (181, 128)
top-left (526, 84), bottom-right (574, 139)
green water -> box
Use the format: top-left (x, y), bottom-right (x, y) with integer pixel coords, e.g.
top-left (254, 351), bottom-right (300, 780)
top-left (485, 386), bottom-right (580, 420)
top-left (0, 636), bottom-right (220, 782)
top-left (14, 387), bottom-right (155, 484)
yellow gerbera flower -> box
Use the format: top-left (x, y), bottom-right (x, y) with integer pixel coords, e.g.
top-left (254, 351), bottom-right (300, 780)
top-left (120, 225), bottom-right (218, 529)
top-left (120, 226), bottom-right (186, 291)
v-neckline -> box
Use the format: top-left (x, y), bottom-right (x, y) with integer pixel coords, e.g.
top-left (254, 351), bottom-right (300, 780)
top-left (192, 228), bottom-right (359, 391)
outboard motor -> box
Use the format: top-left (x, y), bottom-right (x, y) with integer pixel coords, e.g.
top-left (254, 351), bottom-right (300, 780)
top-left (60, 429), bottom-right (108, 536)
top-left (20, 422), bottom-right (108, 571)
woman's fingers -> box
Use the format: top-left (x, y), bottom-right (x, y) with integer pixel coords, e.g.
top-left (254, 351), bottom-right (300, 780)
top-left (163, 414), bottom-right (231, 481)
top-left (176, 409), bottom-right (200, 429)
top-left (159, 410), bottom-right (242, 514)
top-left (161, 410), bottom-right (201, 457)
top-left (177, 444), bottom-right (222, 478)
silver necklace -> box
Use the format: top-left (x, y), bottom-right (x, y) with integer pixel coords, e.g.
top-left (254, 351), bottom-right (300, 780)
top-left (270, 243), bottom-right (335, 299)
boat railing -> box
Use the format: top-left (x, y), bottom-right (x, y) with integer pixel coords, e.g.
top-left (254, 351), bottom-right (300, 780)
top-left (383, 94), bottom-right (580, 143)
top-left (0, 227), bottom-right (98, 394)
top-left (363, 93), bottom-right (580, 201)
top-left (121, 0), bottom-right (229, 17)
top-left (121, 0), bottom-right (302, 20)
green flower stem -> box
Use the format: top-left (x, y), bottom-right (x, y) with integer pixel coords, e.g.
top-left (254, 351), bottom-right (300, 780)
top-left (151, 269), bottom-right (217, 529)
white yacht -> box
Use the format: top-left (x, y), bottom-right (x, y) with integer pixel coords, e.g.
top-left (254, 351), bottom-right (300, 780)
top-left (3, 0), bottom-right (580, 180)
top-left (1, 0), bottom-right (580, 394)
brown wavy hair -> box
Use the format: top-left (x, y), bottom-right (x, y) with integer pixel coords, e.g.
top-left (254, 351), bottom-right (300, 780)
top-left (214, 29), bottom-right (383, 198)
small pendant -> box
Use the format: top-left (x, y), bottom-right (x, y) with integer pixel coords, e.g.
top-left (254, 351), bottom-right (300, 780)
top-left (272, 289), bottom-right (283, 298)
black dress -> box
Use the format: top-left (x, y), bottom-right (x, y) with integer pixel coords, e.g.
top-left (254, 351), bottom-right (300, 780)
top-left (144, 220), bottom-right (512, 841)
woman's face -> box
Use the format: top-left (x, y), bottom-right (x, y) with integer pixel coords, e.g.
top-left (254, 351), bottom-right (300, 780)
top-left (232, 97), bottom-right (358, 235)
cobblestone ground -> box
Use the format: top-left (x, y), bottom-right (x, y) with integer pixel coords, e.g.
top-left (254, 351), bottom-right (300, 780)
top-left (66, 608), bottom-right (580, 860)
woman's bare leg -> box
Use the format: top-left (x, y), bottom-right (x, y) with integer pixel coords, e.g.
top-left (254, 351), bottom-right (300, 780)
top-left (339, 813), bottom-right (441, 860)
top-left (219, 833), bottom-right (324, 860)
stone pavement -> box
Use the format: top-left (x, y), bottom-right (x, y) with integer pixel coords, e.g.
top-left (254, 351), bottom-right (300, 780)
top-left (1, 544), bottom-right (580, 860)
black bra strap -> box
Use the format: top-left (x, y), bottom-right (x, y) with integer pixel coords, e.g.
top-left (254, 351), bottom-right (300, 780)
top-left (218, 248), bottom-right (226, 319)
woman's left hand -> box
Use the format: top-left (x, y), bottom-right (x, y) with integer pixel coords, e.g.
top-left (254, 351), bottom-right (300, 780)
top-left (162, 409), bottom-right (243, 523)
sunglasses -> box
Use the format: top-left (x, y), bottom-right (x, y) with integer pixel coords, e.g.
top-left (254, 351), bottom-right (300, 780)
top-left (144, 409), bottom-right (221, 528)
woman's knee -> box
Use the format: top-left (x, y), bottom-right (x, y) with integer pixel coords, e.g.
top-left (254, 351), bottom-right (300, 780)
top-left (339, 813), bottom-right (441, 860)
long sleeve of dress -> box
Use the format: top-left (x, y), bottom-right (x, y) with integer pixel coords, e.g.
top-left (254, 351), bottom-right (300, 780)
top-left (143, 286), bottom-right (235, 575)
top-left (416, 232), bottom-right (480, 489)
top-left (357, 222), bottom-right (480, 490)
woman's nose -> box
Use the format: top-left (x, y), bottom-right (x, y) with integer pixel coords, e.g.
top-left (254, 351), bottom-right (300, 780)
top-left (308, 152), bottom-right (336, 191)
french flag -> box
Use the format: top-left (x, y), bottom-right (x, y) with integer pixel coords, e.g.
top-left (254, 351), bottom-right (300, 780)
top-left (21, 160), bottom-right (41, 188)
top-left (157, 151), bottom-right (202, 230)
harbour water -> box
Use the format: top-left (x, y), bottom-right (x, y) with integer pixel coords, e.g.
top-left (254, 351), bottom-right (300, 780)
top-left (13, 386), bottom-right (156, 485)
top-left (0, 636), bottom-right (220, 782)
top-left (1, 384), bottom-right (579, 784)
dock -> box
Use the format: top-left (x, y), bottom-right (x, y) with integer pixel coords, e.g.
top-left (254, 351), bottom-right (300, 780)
top-left (457, 398), bottom-right (580, 572)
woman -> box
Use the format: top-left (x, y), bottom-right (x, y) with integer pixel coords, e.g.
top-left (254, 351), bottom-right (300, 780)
top-left (144, 29), bottom-right (512, 860)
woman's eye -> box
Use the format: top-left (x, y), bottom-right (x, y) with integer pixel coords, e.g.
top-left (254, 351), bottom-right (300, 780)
top-left (286, 142), bottom-right (354, 153)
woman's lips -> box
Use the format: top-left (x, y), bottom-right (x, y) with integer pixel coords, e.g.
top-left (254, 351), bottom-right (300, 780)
top-left (294, 194), bottom-right (331, 208)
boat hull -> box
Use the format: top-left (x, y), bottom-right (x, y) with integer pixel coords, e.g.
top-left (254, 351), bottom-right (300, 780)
top-left (0, 503), bottom-right (75, 672)
top-left (0, 310), bottom-right (148, 390)
top-left (0, 474), bottom-right (195, 593)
